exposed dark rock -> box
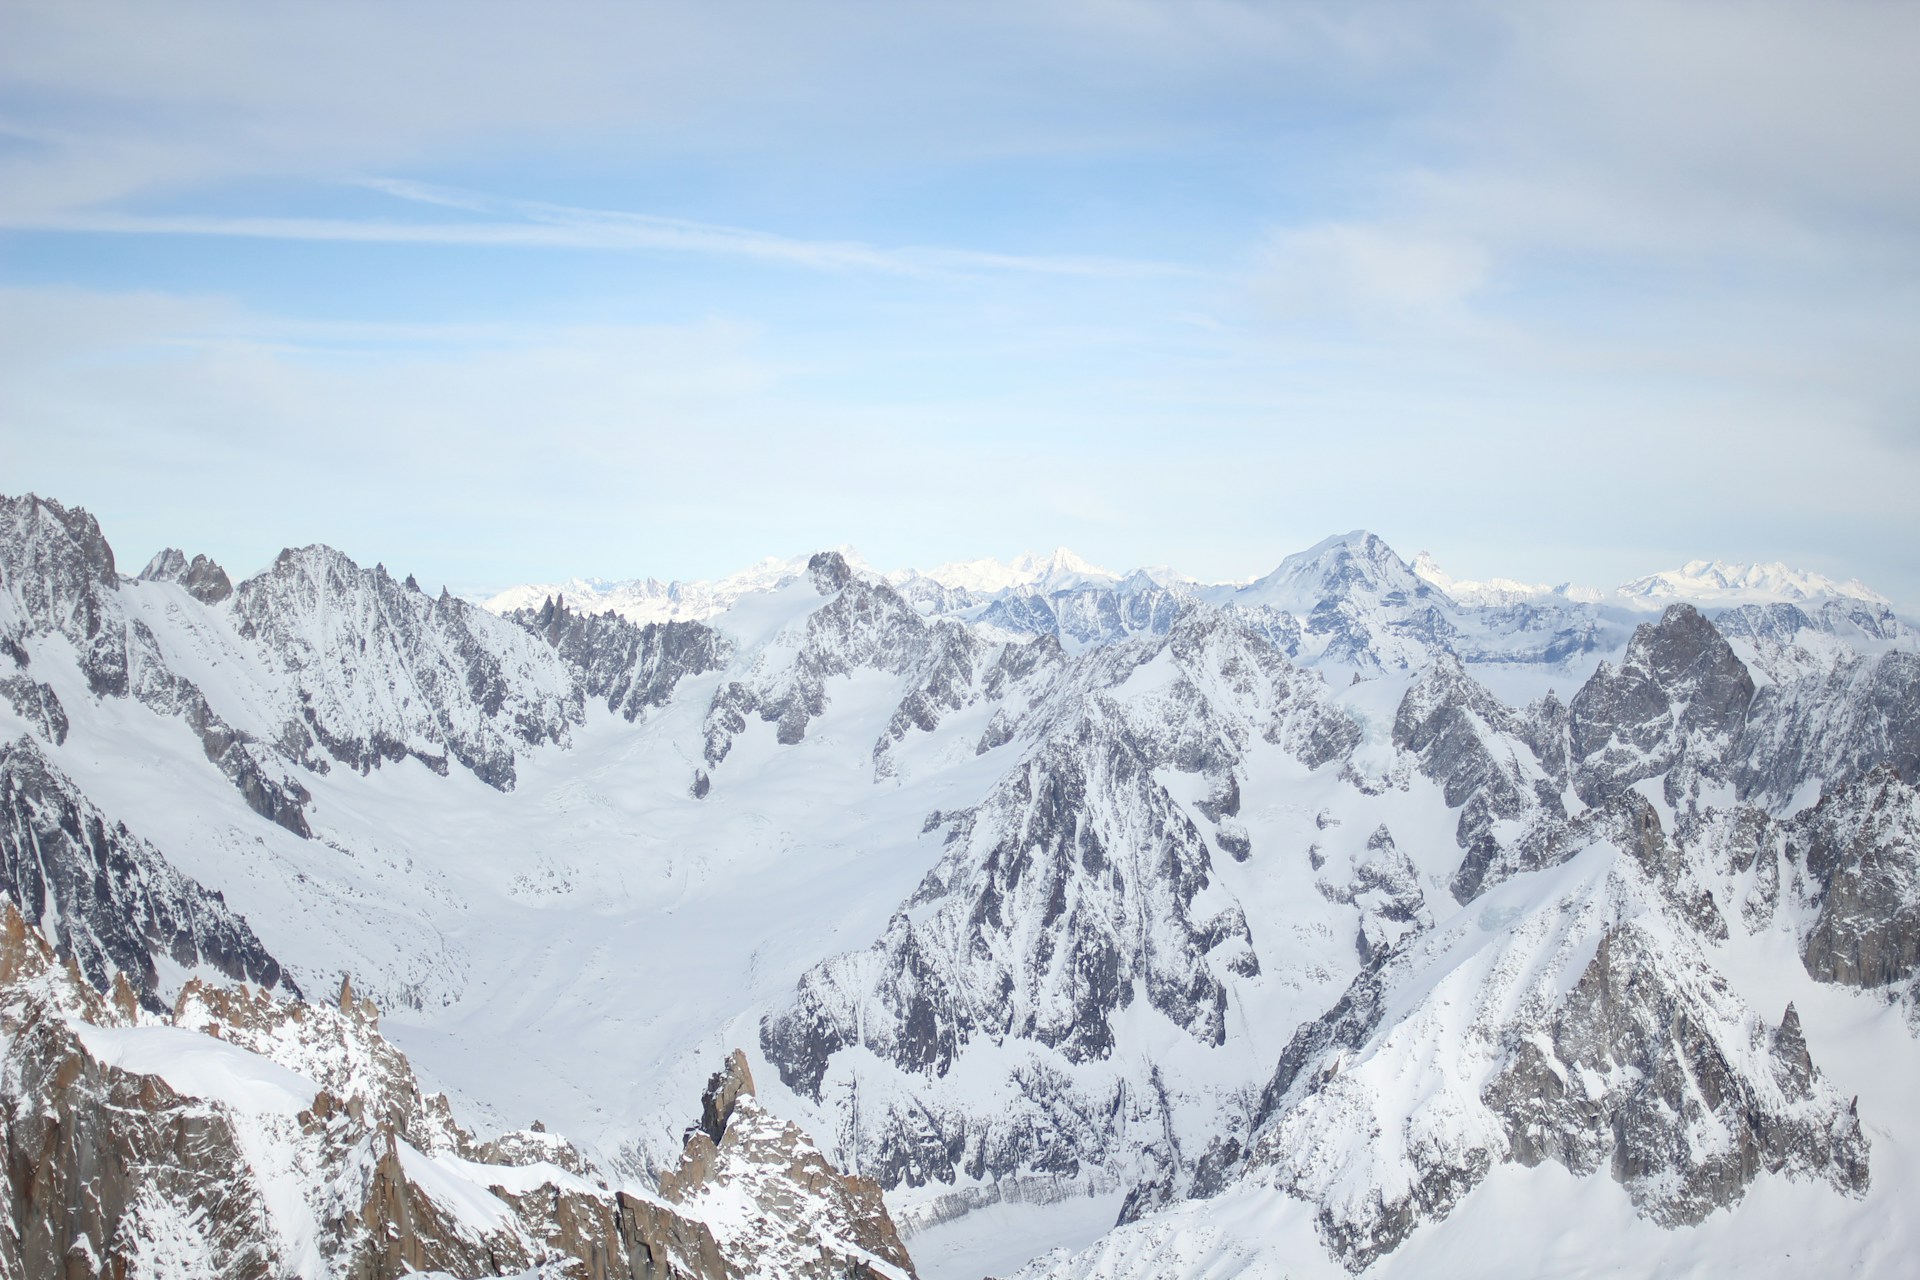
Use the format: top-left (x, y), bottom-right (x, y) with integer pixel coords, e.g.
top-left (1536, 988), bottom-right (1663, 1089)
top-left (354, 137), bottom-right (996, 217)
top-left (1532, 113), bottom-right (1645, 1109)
top-left (704, 574), bottom-right (963, 766)
top-left (0, 676), bottom-right (66, 745)
top-left (0, 908), bottom-right (917, 1280)
top-left (0, 737), bottom-right (296, 1012)
top-left (1737, 651), bottom-right (1920, 803)
top-left (139, 546), bottom-right (234, 604)
top-left (1569, 604), bottom-right (1755, 806)
top-left (233, 545), bottom-right (579, 791)
top-left (1789, 766), bottom-right (1920, 991)
top-left (1486, 925), bottom-right (1868, 1228)
top-left (809, 549), bottom-right (854, 594)
top-left (1250, 860), bottom-right (1866, 1272)
top-left (0, 494), bottom-right (117, 651)
top-left (514, 593), bottom-right (732, 721)
top-left (659, 1047), bottom-right (919, 1279)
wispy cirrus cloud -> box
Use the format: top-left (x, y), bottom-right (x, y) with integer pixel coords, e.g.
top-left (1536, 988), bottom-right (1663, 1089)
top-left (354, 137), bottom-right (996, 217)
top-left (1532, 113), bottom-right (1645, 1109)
top-left (0, 177), bottom-right (1185, 280)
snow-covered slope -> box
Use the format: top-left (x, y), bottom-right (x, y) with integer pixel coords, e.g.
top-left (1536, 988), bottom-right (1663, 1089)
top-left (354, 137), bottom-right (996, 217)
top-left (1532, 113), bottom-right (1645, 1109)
top-left (2, 488), bottom-right (1916, 1279)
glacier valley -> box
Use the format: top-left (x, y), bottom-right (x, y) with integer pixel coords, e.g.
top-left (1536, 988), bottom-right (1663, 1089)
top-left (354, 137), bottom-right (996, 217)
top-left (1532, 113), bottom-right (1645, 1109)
top-left (1, 491), bottom-right (1916, 1278)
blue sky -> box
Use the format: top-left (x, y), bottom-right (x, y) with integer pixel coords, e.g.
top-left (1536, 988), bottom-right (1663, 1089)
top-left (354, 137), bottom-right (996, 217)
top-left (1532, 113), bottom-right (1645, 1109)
top-left (3, 1), bottom-right (1916, 602)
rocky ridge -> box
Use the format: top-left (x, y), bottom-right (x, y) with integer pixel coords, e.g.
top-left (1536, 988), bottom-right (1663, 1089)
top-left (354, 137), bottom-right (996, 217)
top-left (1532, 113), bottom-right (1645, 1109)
top-left (0, 902), bottom-right (917, 1280)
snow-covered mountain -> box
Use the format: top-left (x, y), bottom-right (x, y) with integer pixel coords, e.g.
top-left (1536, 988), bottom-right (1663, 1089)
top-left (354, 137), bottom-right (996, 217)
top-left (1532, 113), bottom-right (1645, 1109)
top-left (908, 547), bottom-right (1121, 596)
top-left (1622, 558), bottom-right (1890, 607)
top-left (1, 489), bottom-right (1916, 1280)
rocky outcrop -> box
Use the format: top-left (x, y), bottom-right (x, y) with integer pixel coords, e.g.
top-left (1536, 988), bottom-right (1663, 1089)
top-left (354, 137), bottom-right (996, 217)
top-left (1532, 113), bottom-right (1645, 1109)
top-left (140, 547), bottom-right (235, 604)
top-left (765, 711), bottom-right (1249, 1104)
top-left (759, 608), bottom-right (1354, 1199)
top-left (116, 609), bottom-right (315, 834)
top-left (0, 495), bottom-right (313, 831)
top-left (1569, 603), bottom-right (1756, 806)
top-left (0, 675), bottom-right (66, 745)
top-left (516, 593), bottom-right (732, 721)
top-left (0, 494), bottom-right (118, 664)
top-left (1788, 766), bottom-right (1920, 995)
top-left (0, 905), bottom-right (916, 1280)
top-left (1483, 926), bottom-right (1868, 1230)
top-left (1736, 650), bottom-right (1920, 803)
top-left (703, 562), bottom-right (983, 768)
top-left (1390, 655), bottom-right (1567, 902)
top-left (976, 579), bottom-right (1191, 647)
top-left (656, 1049), bottom-right (918, 1279)
top-left (1313, 825), bottom-right (1433, 965)
top-left (0, 736), bottom-right (296, 1011)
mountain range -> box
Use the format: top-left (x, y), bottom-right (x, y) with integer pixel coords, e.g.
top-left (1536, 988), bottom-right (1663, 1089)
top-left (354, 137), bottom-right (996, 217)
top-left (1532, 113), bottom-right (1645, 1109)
top-left (1, 489), bottom-right (1915, 1278)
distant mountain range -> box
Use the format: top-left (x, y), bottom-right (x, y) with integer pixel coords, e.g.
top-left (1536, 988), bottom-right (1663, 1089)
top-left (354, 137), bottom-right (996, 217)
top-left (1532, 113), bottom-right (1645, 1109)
top-left (483, 539), bottom-right (1895, 628)
top-left (2, 490), bottom-right (1915, 1279)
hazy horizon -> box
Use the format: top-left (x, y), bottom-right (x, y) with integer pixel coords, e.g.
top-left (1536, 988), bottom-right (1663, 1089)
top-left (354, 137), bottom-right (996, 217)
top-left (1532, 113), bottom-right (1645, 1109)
top-left (5, 2), bottom-right (1917, 605)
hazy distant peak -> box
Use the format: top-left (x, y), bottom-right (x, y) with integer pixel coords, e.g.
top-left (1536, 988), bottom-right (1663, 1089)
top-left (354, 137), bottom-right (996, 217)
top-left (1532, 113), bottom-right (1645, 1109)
top-left (917, 546), bottom-right (1118, 594)
top-left (1620, 559), bottom-right (1889, 606)
top-left (1413, 550), bottom-right (1605, 607)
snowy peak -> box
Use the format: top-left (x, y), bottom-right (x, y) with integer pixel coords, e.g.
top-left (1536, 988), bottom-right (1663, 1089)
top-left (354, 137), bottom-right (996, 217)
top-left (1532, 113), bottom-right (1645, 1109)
top-left (915, 546), bottom-right (1118, 595)
top-left (1621, 558), bottom-right (1890, 607)
top-left (1235, 530), bottom-right (1438, 611)
top-left (0, 493), bottom-right (118, 654)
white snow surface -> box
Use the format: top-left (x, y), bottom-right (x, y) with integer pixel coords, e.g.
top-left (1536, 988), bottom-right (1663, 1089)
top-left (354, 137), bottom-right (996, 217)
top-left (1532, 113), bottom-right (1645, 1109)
top-left (73, 1023), bottom-right (323, 1117)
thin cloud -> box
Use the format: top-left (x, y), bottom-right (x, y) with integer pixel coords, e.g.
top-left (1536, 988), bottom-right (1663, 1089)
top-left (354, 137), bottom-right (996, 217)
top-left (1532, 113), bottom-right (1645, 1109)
top-left (2, 178), bottom-right (1187, 281)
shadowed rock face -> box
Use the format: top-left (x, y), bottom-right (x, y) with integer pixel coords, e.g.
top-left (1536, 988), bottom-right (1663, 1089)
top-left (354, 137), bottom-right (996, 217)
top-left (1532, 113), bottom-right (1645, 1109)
top-left (0, 494), bottom-right (117, 657)
top-left (1487, 927), bottom-right (1869, 1229)
top-left (0, 737), bottom-right (296, 1012)
top-left (976, 581), bottom-right (1192, 647)
top-left (1391, 655), bottom-right (1570, 903)
top-left (1790, 766), bottom-right (1920, 992)
top-left (516, 594), bottom-right (732, 722)
top-left (1570, 603), bottom-right (1756, 805)
top-left (0, 676), bottom-right (66, 744)
top-left (1737, 650), bottom-right (1920, 803)
top-left (0, 905), bottom-right (917, 1280)
top-left (763, 714), bottom-right (1246, 1104)
top-left (1, 496), bottom-right (314, 833)
top-left (703, 567), bottom-right (961, 768)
